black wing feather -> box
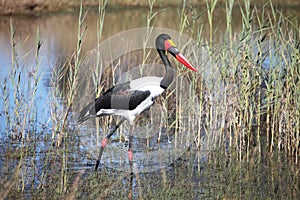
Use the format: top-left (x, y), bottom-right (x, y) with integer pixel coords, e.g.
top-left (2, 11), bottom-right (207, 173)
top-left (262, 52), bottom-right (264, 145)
top-left (78, 82), bottom-right (151, 123)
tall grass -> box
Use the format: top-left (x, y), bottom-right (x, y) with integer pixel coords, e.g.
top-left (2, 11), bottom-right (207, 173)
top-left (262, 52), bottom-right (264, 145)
top-left (0, 20), bottom-right (43, 196)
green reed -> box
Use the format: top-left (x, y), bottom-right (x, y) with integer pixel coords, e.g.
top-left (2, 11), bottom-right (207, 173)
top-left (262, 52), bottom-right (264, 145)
top-left (56, 2), bottom-right (87, 147)
top-left (206, 0), bottom-right (218, 52)
top-left (9, 20), bottom-right (21, 137)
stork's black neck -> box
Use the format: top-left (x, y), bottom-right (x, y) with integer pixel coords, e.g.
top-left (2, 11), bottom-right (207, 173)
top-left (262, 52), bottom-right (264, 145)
top-left (157, 49), bottom-right (173, 89)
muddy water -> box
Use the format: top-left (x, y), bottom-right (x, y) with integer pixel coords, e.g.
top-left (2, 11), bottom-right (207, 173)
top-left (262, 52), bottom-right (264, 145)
top-left (0, 4), bottom-right (300, 199)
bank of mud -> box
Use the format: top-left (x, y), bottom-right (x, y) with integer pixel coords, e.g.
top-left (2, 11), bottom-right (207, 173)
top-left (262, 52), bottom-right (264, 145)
top-left (1, 0), bottom-right (300, 15)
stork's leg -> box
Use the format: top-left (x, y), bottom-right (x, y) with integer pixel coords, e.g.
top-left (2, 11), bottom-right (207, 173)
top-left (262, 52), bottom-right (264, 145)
top-left (126, 125), bottom-right (142, 199)
top-left (95, 118), bottom-right (126, 170)
top-left (127, 126), bottom-right (134, 200)
top-left (128, 125), bottom-right (134, 175)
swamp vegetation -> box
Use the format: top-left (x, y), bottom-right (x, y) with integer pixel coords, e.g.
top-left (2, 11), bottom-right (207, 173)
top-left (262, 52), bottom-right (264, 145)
top-left (0, 0), bottom-right (299, 199)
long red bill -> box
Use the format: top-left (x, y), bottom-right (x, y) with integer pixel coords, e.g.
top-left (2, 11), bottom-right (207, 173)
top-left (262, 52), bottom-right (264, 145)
top-left (175, 53), bottom-right (198, 72)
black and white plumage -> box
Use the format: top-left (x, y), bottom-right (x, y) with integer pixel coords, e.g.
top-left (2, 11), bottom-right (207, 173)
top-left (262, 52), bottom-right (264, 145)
top-left (78, 34), bottom-right (197, 124)
top-left (78, 76), bottom-right (164, 124)
top-left (78, 33), bottom-right (197, 170)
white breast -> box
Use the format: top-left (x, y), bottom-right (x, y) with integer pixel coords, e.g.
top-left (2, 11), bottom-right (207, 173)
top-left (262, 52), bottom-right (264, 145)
top-left (129, 76), bottom-right (165, 97)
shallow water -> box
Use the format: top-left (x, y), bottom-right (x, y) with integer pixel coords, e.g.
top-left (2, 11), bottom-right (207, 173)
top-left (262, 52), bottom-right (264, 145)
top-left (0, 4), bottom-right (300, 199)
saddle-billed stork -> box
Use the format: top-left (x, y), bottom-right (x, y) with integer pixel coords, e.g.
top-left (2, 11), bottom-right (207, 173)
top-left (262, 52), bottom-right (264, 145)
top-left (78, 33), bottom-right (197, 170)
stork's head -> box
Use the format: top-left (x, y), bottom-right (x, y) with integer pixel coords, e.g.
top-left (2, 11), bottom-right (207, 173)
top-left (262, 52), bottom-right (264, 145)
top-left (155, 33), bottom-right (197, 72)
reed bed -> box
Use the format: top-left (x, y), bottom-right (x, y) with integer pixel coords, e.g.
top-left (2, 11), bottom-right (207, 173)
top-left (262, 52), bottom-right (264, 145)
top-left (191, 0), bottom-right (300, 163)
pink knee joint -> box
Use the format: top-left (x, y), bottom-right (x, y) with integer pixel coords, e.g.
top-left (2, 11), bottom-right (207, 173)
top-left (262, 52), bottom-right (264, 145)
top-left (101, 138), bottom-right (108, 147)
top-left (128, 149), bottom-right (133, 162)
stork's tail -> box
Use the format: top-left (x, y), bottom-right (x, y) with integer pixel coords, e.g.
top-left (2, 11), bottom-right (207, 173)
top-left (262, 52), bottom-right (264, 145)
top-left (77, 101), bottom-right (97, 123)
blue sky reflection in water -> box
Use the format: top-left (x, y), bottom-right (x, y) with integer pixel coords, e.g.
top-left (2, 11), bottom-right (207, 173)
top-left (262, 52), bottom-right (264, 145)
top-left (0, 36), bottom-right (55, 133)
